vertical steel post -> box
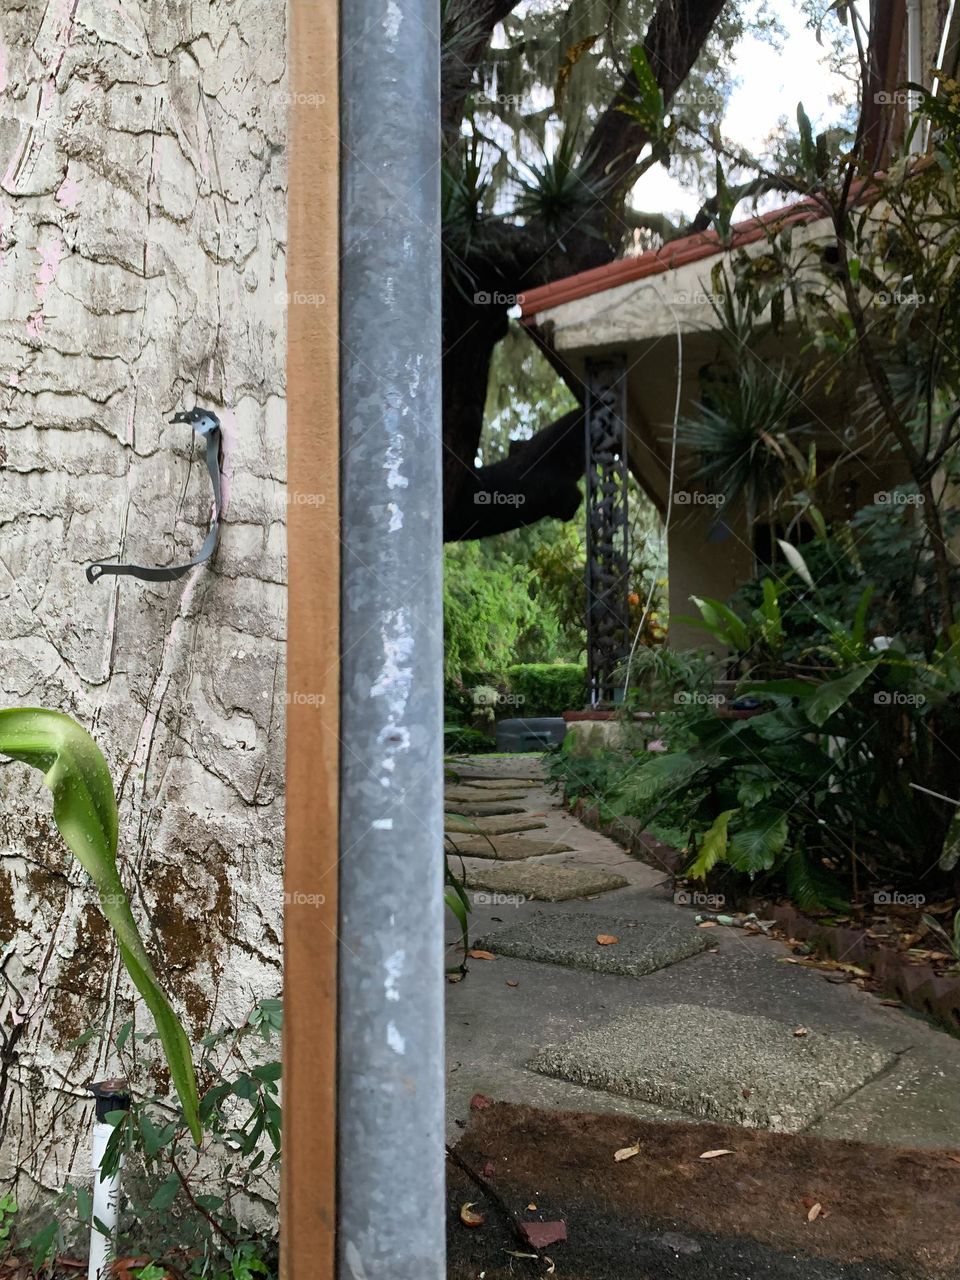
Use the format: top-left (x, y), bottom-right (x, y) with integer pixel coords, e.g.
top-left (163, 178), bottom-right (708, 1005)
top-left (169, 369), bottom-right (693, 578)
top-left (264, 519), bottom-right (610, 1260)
top-left (339, 0), bottom-right (445, 1276)
top-left (584, 355), bottom-right (631, 706)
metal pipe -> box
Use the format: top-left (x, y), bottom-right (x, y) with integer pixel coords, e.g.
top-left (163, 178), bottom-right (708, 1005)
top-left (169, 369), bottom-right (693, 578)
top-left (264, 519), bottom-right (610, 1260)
top-left (338, 0), bottom-right (445, 1275)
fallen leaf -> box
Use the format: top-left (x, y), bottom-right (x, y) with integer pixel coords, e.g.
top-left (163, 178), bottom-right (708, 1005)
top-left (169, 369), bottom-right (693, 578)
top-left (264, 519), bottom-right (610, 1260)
top-left (468, 949), bottom-right (496, 961)
top-left (506, 980), bottom-right (520, 988)
top-left (460, 1202), bottom-right (485, 1228)
top-left (596, 934), bottom-right (619, 946)
top-left (880, 998), bottom-right (903, 1007)
top-left (526, 1202), bottom-right (538, 1211)
top-left (614, 1143), bottom-right (641, 1162)
top-left (807, 1202), bottom-right (823, 1222)
top-left (741, 1088), bottom-right (753, 1099)
top-left (470, 1093), bottom-right (493, 1111)
top-left (520, 1221), bottom-right (567, 1249)
top-left (697, 921), bottom-right (718, 929)
top-left (544, 1259), bottom-right (556, 1275)
top-left (794, 1027), bottom-right (809, 1037)
top-left (699, 1149), bottom-right (734, 1160)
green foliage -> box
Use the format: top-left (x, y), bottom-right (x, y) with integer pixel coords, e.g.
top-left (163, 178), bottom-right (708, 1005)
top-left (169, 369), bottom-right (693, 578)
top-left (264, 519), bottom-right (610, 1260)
top-left (25, 999), bottom-right (282, 1276)
top-left (0, 709), bottom-right (201, 1144)
top-left (505, 663), bottom-right (587, 716)
top-left (444, 540), bottom-right (574, 683)
top-left (0, 1195), bottom-right (17, 1253)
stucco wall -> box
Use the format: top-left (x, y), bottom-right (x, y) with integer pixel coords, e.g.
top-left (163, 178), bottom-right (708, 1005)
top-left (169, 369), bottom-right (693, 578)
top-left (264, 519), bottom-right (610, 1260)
top-left (0, 0), bottom-right (287, 1204)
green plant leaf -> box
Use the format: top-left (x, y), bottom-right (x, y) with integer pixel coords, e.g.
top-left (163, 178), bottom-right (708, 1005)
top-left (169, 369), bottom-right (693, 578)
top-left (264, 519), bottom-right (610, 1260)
top-left (728, 810), bottom-right (788, 873)
top-left (687, 809), bottom-right (737, 879)
top-left (689, 596), bottom-right (751, 651)
top-left (939, 809), bottom-right (960, 873)
top-left (0, 709), bottom-right (201, 1144)
top-left (628, 44), bottom-right (665, 133)
top-left (805, 661), bottom-right (878, 727)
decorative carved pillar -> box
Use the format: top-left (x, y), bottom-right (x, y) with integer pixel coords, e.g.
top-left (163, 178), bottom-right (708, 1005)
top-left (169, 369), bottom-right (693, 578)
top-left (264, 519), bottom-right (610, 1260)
top-left (584, 355), bottom-right (630, 706)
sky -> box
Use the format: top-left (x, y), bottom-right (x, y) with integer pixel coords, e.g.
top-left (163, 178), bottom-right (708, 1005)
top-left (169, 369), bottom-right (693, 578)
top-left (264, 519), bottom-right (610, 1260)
top-left (632, 3), bottom-right (859, 220)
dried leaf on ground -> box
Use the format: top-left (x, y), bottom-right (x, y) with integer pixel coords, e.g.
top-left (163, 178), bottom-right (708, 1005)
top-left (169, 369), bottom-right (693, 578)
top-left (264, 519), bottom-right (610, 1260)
top-left (460, 1202), bottom-right (486, 1228)
top-left (614, 1143), bottom-right (641, 1162)
top-left (699, 1149), bottom-right (734, 1159)
top-left (596, 934), bottom-right (619, 945)
top-left (468, 949), bottom-right (496, 961)
top-left (807, 1202), bottom-right (823, 1221)
top-left (794, 1027), bottom-right (809, 1037)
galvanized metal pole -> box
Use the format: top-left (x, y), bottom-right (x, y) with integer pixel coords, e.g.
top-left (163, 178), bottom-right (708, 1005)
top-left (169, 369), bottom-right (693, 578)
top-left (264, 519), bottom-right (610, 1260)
top-left (338, 0), bottom-right (445, 1275)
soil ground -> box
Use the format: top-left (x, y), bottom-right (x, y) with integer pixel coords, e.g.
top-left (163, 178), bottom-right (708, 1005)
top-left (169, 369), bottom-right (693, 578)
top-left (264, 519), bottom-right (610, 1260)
top-left (447, 1101), bottom-right (960, 1279)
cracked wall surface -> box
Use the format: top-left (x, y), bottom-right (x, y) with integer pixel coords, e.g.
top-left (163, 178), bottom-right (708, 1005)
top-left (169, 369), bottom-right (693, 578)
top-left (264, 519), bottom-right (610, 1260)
top-left (0, 0), bottom-right (287, 1207)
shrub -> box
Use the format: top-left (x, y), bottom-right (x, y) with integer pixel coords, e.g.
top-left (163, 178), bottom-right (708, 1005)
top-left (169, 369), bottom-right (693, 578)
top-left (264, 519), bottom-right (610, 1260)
top-left (505, 663), bottom-right (587, 716)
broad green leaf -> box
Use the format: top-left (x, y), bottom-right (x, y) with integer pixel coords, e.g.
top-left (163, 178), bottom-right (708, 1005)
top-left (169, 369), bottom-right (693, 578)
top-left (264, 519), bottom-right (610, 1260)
top-left (852, 584), bottom-right (875, 648)
top-left (628, 44), bottom-right (665, 132)
top-left (797, 102), bottom-right (816, 176)
top-left (940, 810), bottom-right (960, 873)
top-left (687, 809), bottom-right (737, 880)
top-left (805, 661), bottom-right (878, 727)
top-left (783, 849), bottom-right (846, 911)
top-left (736, 772), bottom-right (782, 807)
top-left (148, 1172), bottom-right (180, 1212)
top-left (728, 810), bottom-right (788, 873)
top-left (689, 596), bottom-right (751, 652)
top-left (624, 751), bottom-right (703, 805)
top-left (0, 709), bottom-right (201, 1144)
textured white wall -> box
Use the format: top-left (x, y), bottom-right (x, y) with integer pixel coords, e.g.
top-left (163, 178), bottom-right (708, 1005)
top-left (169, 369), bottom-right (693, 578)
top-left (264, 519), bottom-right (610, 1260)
top-left (0, 0), bottom-right (287, 1204)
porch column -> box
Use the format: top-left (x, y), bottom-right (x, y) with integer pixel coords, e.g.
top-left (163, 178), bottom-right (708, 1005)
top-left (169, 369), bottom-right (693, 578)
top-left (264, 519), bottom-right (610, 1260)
top-left (585, 355), bottom-right (631, 705)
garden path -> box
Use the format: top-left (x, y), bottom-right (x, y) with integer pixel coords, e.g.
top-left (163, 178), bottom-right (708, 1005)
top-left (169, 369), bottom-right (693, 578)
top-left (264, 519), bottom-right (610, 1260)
top-left (444, 753), bottom-right (960, 1151)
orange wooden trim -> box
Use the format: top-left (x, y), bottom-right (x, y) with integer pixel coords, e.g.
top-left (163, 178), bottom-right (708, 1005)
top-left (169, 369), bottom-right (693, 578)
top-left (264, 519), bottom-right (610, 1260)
top-left (282, 1), bottom-right (339, 1276)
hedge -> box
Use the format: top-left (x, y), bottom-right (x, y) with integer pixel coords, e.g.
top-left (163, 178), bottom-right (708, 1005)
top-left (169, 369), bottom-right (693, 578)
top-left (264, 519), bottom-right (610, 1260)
top-left (504, 663), bottom-right (587, 717)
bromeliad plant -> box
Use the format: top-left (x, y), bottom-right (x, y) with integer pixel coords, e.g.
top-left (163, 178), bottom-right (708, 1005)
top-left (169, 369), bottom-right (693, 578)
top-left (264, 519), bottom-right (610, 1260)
top-left (0, 708), bottom-right (201, 1143)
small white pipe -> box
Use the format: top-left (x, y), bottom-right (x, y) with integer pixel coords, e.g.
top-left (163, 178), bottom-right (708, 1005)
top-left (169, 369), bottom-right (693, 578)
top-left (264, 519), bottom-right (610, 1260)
top-left (88, 1122), bottom-right (122, 1280)
top-left (907, 0), bottom-right (924, 152)
top-left (87, 1081), bottom-right (128, 1280)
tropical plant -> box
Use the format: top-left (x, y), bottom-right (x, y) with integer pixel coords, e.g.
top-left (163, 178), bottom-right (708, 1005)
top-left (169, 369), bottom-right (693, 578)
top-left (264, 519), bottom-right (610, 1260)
top-left (23, 998), bottom-right (281, 1275)
top-left (0, 709), bottom-right (201, 1143)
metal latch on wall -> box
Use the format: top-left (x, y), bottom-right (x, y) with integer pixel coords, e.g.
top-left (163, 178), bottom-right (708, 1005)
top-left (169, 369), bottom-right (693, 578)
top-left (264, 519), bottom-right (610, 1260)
top-left (86, 408), bottom-right (223, 584)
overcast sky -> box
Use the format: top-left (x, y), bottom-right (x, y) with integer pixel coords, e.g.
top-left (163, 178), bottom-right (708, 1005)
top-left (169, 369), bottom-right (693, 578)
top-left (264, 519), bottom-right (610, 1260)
top-left (633, 4), bottom-right (858, 219)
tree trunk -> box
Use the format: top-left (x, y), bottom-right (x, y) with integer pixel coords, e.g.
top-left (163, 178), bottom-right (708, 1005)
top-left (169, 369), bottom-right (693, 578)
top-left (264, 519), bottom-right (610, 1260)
top-left (0, 0), bottom-right (285, 1213)
top-left (441, 0), bottom-right (728, 539)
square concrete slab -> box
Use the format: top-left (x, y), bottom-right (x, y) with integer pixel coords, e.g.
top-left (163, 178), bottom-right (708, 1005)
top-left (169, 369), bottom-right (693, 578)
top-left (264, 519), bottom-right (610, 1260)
top-left (450, 777), bottom-right (541, 790)
top-left (445, 815), bottom-right (547, 835)
top-left (476, 913), bottom-right (710, 977)
top-left (465, 864), bottom-right (629, 902)
top-left (445, 787), bottom-right (530, 802)
top-left (531, 1004), bottom-right (898, 1134)
top-left (444, 835), bottom-right (574, 860)
top-left (444, 801), bottom-right (527, 817)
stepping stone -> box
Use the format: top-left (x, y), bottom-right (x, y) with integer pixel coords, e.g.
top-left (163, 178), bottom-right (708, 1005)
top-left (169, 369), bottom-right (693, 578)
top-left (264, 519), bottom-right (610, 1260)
top-left (444, 835), bottom-right (574, 860)
top-left (530, 1003), bottom-right (897, 1134)
top-left (445, 815), bottom-right (546, 835)
top-left (445, 787), bottom-right (530, 802)
top-left (450, 778), bottom-right (541, 791)
top-left (465, 864), bottom-right (628, 902)
top-left (452, 771), bottom-right (544, 784)
top-left (444, 801), bottom-right (526, 817)
top-left (476, 913), bottom-right (709, 978)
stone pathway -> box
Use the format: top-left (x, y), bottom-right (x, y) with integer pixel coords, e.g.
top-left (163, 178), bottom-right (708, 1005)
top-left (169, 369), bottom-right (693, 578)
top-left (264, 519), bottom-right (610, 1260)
top-left (445, 754), bottom-right (960, 1150)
